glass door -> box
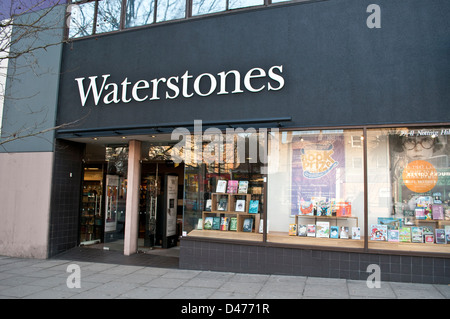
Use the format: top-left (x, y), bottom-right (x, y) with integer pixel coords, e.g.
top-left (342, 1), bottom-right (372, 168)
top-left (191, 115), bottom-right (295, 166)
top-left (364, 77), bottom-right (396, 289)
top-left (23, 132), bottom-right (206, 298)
top-left (103, 145), bottom-right (128, 251)
top-left (80, 165), bottom-right (104, 245)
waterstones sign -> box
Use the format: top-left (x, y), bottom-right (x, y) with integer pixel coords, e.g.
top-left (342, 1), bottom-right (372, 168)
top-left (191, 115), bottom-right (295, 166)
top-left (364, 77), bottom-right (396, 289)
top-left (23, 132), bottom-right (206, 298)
top-left (75, 65), bottom-right (285, 107)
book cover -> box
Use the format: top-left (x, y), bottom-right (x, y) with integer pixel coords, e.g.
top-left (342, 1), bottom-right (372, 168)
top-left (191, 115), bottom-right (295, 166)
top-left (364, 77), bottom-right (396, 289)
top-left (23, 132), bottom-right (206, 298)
top-left (370, 224), bottom-right (387, 241)
top-left (445, 225), bottom-right (450, 243)
top-left (416, 196), bottom-right (432, 207)
top-left (227, 180), bottom-right (238, 194)
top-left (388, 230), bottom-right (399, 242)
top-left (217, 197), bottom-right (228, 211)
top-left (316, 222), bottom-right (330, 238)
top-left (432, 192), bottom-right (442, 204)
top-left (212, 217), bottom-right (221, 230)
top-left (258, 219), bottom-right (264, 233)
top-left (336, 202), bottom-right (351, 217)
top-left (330, 226), bottom-right (339, 239)
top-left (235, 199), bottom-right (246, 212)
top-left (424, 207), bottom-right (433, 220)
top-left (220, 217), bottom-right (229, 231)
top-left (425, 234), bottom-right (434, 244)
top-left (377, 217), bottom-right (402, 230)
top-left (414, 208), bottom-right (426, 220)
top-left (435, 229), bottom-right (446, 244)
top-left (307, 224), bottom-right (316, 237)
top-left (352, 227), bottom-right (361, 240)
top-left (318, 201), bottom-right (332, 217)
top-left (411, 226), bottom-right (423, 243)
top-left (299, 199), bottom-right (314, 216)
top-left (197, 218), bottom-right (203, 230)
top-left (445, 209), bottom-right (450, 221)
top-left (216, 180), bottom-right (227, 193)
top-left (204, 217), bottom-right (213, 230)
top-left (243, 218), bottom-right (253, 232)
top-left (399, 227), bottom-right (411, 242)
top-left (249, 200), bottom-right (259, 214)
top-left (340, 226), bottom-right (349, 239)
top-left (205, 199), bottom-right (212, 211)
top-left (289, 224), bottom-right (297, 236)
top-left (229, 217), bottom-right (238, 231)
top-left (298, 224), bottom-right (307, 237)
top-left (238, 181), bottom-right (249, 194)
top-left (432, 204), bottom-right (444, 220)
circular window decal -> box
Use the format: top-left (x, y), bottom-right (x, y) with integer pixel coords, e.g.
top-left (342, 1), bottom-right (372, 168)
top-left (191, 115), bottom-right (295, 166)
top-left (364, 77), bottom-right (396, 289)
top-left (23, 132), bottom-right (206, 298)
top-left (402, 160), bottom-right (438, 193)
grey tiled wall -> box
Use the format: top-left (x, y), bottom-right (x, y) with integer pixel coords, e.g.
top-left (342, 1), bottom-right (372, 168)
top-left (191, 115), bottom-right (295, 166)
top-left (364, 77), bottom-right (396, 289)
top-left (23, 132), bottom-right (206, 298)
top-left (180, 239), bottom-right (450, 284)
top-left (48, 140), bottom-right (84, 257)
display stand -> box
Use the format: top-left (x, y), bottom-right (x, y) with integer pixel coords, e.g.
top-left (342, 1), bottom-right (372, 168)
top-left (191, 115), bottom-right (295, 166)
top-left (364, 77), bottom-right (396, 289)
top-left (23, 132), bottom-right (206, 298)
top-left (202, 193), bottom-right (260, 233)
top-left (162, 174), bottom-right (179, 248)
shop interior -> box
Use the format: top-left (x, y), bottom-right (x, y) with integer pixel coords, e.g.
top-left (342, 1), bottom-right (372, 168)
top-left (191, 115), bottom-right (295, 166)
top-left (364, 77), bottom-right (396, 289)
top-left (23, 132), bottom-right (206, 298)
top-left (77, 134), bottom-right (184, 255)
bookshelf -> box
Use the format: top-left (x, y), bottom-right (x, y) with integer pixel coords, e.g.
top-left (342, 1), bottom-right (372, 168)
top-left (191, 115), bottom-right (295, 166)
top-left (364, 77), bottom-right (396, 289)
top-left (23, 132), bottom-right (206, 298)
top-left (202, 193), bottom-right (260, 233)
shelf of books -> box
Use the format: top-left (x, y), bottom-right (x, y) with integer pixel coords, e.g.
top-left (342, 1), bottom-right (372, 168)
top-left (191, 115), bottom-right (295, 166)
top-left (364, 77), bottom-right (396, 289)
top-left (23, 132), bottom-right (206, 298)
top-left (367, 217), bottom-right (450, 253)
top-left (202, 193), bottom-right (260, 233)
top-left (267, 213), bottom-right (364, 248)
top-left (189, 179), bottom-right (263, 239)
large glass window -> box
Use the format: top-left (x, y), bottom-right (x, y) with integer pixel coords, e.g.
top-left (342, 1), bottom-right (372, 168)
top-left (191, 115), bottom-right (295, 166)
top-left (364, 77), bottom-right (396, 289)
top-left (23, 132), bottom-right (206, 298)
top-left (68, 1), bottom-right (96, 38)
top-left (125, 0), bottom-right (155, 28)
top-left (267, 130), bottom-right (365, 249)
top-left (68, 0), bottom-right (295, 39)
top-left (156, 0), bottom-right (186, 22)
top-left (192, 0), bottom-right (226, 16)
top-left (96, 0), bottom-right (123, 34)
top-left (179, 129), bottom-right (265, 242)
top-left (367, 127), bottom-right (450, 253)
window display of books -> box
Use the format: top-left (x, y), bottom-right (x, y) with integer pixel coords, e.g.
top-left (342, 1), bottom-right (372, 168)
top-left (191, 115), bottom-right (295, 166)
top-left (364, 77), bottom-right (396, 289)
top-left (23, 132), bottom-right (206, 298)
top-left (295, 198), bottom-right (352, 217)
top-left (369, 217), bottom-right (450, 244)
top-left (201, 180), bottom-right (261, 233)
top-left (294, 222), bottom-right (361, 240)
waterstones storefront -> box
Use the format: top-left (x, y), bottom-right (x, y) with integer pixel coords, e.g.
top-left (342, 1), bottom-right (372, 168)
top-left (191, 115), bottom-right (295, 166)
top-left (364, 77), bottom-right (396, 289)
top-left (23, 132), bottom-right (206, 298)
top-left (53, 0), bottom-right (450, 284)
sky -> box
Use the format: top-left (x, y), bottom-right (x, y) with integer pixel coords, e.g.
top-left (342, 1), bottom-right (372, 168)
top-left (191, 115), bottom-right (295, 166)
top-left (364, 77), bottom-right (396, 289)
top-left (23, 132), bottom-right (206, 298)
top-left (0, 0), bottom-right (65, 20)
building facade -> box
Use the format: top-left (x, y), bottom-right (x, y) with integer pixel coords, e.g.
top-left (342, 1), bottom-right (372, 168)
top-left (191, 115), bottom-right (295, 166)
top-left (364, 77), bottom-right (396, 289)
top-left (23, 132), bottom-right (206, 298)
top-left (0, 0), bottom-right (449, 284)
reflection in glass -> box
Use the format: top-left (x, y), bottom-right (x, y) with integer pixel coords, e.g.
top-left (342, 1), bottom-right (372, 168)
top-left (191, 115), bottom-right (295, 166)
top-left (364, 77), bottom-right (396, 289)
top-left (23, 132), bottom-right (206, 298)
top-left (228, 0), bottom-right (263, 10)
top-left (68, 2), bottom-right (95, 38)
top-left (156, 0), bottom-right (186, 22)
top-left (192, 0), bottom-right (226, 16)
top-left (126, 0), bottom-right (155, 28)
top-left (96, 0), bottom-right (122, 34)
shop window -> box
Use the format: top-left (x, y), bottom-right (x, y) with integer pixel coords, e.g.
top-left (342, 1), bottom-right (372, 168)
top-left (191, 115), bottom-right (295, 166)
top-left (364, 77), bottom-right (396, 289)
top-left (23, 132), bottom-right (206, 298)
top-left (267, 130), bottom-right (365, 249)
top-left (68, 1), bottom-right (96, 38)
top-left (192, 0), bottom-right (226, 16)
top-left (367, 127), bottom-right (450, 253)
top-left (156, 0), bottom-right (186, 22)
top-left (96, 0), bottom-right (122, 33)
top-left (180, 130), bottom-right (265, 241)
top-left (125, 0), bottom-right (155, 28)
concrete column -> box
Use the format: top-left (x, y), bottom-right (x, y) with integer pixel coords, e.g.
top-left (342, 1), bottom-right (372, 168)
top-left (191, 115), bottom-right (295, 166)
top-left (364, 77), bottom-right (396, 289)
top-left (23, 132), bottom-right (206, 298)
top-left (124, 140), bottom-right (141, 256)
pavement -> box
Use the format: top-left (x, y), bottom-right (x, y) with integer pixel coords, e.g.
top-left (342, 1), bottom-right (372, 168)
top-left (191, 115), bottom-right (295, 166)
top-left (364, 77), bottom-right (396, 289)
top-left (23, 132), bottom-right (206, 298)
top-left (0, 251), bottom-right (449, 300)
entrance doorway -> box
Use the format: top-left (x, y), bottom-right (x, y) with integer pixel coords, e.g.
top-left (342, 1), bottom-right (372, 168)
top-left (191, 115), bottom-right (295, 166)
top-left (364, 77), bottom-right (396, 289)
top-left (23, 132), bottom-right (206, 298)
top-left (138, 161), bottom-right (184, 251)
top-left (78, 137), bottom-right (184, 255)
